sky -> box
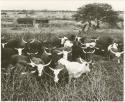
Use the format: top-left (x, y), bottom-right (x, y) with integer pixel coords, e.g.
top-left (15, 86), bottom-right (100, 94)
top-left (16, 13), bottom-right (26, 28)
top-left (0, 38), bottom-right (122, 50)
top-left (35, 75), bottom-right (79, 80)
top-left (0, 0), bottom-right (124, 11)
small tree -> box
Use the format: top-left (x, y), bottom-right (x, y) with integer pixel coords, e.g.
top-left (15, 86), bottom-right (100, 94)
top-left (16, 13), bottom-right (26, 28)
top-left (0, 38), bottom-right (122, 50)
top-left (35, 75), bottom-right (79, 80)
top-left (73, 3), bottom-right (119, 29)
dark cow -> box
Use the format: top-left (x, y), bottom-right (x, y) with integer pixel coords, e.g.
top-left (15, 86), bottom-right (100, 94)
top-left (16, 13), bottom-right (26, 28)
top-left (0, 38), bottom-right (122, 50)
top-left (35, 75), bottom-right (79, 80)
top-left (26, 39), bottom-right (44, 55)
top-left (71, 40), bottom-right (86, 61)
top-left (5, 38), bottom-right (31, 55)
top-left (5, 38), bottom-right (28, 48)
top-left (94, 36), bottom-right (114, 57)
top-left (1, 48), bottom-right (17, 67)
top-left (10, 55), bottom-right (29, 66)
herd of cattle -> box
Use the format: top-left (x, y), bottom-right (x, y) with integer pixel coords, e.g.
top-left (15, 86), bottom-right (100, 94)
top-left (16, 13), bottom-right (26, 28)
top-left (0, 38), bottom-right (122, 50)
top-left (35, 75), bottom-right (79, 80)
top-left (1, 35), bottom-right (124, 83)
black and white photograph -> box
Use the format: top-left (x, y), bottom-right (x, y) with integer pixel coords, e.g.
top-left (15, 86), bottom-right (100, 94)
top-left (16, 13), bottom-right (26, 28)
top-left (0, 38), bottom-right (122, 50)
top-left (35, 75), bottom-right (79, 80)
top-left (0, 0), bottom-right (124, 101)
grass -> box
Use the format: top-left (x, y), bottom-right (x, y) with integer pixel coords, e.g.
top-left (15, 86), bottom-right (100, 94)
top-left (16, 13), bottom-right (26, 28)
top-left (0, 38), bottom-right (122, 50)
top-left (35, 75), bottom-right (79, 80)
top-left (1, 19), bottom-right (124, 101)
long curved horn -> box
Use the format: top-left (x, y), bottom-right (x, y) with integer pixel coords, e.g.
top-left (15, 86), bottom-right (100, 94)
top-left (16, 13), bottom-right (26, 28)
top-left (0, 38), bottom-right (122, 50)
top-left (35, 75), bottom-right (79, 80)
top-left (30, 39), bottom-right (35, 43)
top-left (57, 50), bottom-right (63, 55)
top-left (44, 47), bottom-right (49, 50)
top-left (43, 60), bottom-right (52, 67)
top-left (109, 48), bottom-right (116, 55)
top-left (22, 38), bottom-right (27, 43)
top-left (30, 59), bottom-right (35, 64)
top-left (89, 46), bottom-right (94, 48)
top-left (82, 49), bottom-right (87, 53)
top-left (79, 57), bottom-right (85, 63)
top-left (28, 59), bottom-right (36, 67)
top-left (49, 67), bottom-right (54, 71)
top-left (81, 46), bottom-right (87, 49)
top-left (88, 60), bottom-right (92, 64)
top-left (80, 42), bottom-right (86, 46)
top-left (68, 50), bottom-right (72, 53)
top-left (91, 49), bottom-right (95, 53)
top-left (44, 49), bottom-right (52, 56)
top-left (120, 51), bottom-right (124, 55)
top-left (95, 47), bottom-right (99, 50)
top-left (34, 52), bottom-right (39, 54)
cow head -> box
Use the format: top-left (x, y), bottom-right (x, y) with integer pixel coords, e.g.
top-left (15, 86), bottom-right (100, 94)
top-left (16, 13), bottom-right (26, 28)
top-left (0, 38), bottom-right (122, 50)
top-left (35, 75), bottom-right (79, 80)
top-left (75, 36), bottom-right (82, 42)
top-left (49, 67), bottom-right (63, 83)
top-left (80, 59), bottom-right (93, 72)
top-left (1, 42), bottom-right (8, 48)
top-left (57, 50), bottom-right (72, 60)
top-left (15, 48), bottom-right (24, 55)
top-left (59, 36), bottom-right (68, 45)
top-left (112, 43), bottom-right (118, 50)
top-left (28, 59), bottom-right (52, 76)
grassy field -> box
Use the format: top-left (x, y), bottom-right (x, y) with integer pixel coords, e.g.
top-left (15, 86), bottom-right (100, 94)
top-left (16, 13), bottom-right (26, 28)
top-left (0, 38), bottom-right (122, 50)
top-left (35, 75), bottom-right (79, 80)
top-left (1, 19), bottom-right (124, 101)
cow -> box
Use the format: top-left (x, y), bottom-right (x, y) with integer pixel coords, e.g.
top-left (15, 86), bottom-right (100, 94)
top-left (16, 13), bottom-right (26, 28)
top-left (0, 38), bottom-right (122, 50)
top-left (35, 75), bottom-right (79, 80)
top-left (5, 38), bottom-right (30, 55)
top-left (26, 39), bottom-right (44, 55)
top-left (82, 47), bottom-right (95, 61)
top-left (10, 54), bottom-right (29, 66)
top-left (1, 48), bottom-right (17, 68)
top-left (71, 40), bottom-right (86, 61)
top-left (58, 58), bottom-right (92, 82)
top-left (94, 36), bottom-right (114, 57)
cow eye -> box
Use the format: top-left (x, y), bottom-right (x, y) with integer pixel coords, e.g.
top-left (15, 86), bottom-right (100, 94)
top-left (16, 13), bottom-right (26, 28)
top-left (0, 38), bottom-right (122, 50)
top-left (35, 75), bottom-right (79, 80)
top-left (85, 63), bottom-right (88, 66)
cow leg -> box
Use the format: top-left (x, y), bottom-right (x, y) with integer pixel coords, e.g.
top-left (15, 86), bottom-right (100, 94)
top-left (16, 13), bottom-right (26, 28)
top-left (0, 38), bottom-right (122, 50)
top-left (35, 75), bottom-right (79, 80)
top-left (68, 74), bottom-right (72, 83)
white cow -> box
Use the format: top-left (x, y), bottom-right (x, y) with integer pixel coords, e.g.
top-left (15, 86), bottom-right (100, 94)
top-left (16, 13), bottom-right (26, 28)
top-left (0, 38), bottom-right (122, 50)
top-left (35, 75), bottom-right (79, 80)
top-left (58, 58), bottom-right (91, 82)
